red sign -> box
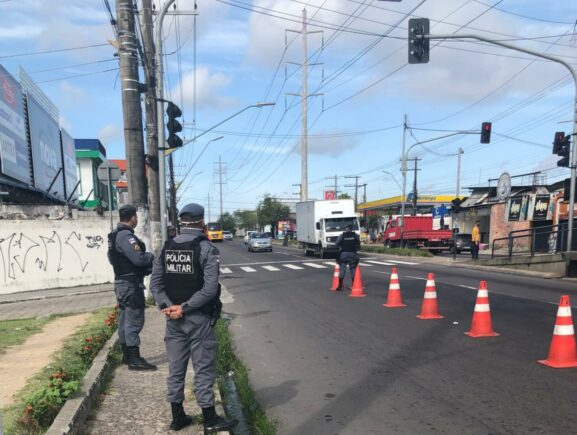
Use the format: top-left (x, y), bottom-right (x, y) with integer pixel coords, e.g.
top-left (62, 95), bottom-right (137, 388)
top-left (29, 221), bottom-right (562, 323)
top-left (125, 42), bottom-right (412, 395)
top-left (324, 190), bottom-right (335, 200)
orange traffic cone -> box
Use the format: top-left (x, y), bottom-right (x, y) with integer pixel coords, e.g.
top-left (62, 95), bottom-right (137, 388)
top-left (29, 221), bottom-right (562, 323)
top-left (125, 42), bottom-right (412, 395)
top-left (383, 267), bottom-right (406, 308)
top-left (465, 281), bottom-right (499, 337)
top-left (417, 273), bottom-right (443, 319)
top-left (348, 265), bottom-right (366, 298)
top-left (538, 295), bottom-right (577, 368)
top-left (329, 263), bottom-right (340, 291)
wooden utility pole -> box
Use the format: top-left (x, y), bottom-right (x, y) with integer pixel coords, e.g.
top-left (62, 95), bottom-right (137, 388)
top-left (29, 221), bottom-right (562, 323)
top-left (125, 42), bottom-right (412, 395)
top-left (116, 0), bottom-right (147, 206)
top-left (140, 0), bottom-right (161, 249)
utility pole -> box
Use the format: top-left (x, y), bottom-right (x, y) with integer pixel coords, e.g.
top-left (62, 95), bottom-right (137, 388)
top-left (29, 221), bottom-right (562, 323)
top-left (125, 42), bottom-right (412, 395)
top-left (361, 183), bottom-right (367, 204)
top-left (169, 155), bottom-right (177, 225)
top-left (286, 9), bottom-right (323, 202)
top-left (325, 175), bottom-right (339, 198)
top-left (207, 193), bottom-right (211, 223)
top-left (400, 114), bottom-right (408, 243)
top-left (406, 157), bottom-right (421, 216)
top-left (216, 156), bottom-right (227, 219)
top-left (453, 148), bottom-right (463, 260)
top-left (345, 175), bottom-right (361, 210)
top-left (140, 0), bottom-right (161, 249)
top-left (116, 0), bottom-right (147, 207)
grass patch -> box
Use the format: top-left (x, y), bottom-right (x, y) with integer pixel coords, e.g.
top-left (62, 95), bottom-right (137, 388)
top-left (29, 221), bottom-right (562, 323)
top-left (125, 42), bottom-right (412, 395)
top-left (215, 319), bottom-right (277, 435)
top-left (361, 245), bottom-right (434, 257)
top-left (0, 317), bottom-right (53, 355)
top-left (2, 307), bottom-right (118, 434)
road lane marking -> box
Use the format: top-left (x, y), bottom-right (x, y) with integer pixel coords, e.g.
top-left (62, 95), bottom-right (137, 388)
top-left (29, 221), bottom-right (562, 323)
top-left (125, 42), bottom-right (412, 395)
top-left (405, 275), bottom-right (427, 280)
top-left (220, 267), bottom-right (232, 274)
top-left (283, 264), bottom-right (304, 270)
top-left (240, 267), bottom-right (257, 272)
top-left (323, 262), bottom-right (336, 267)
top-left (365, 260), bottom-right (396, 266)
top-left (262, 265), bottom-right (280, 271)
top-left (223, 259), bottom-right (326, 267)
top-left (358, 262), bottom-right (373, 267)
top-left (386, 260), bottom-right (419, 265)
top-left (303, 263), bottom-right (326, 269)
top-left (458, 285), bottom-right (478, 290)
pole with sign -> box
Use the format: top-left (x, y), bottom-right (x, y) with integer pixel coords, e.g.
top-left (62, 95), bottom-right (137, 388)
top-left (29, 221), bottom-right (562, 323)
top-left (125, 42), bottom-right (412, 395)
top-left (97, 161), bottom-right (121, 231)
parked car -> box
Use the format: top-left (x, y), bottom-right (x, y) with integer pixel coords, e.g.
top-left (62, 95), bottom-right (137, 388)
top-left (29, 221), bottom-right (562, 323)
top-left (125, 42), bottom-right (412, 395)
top-left (248, 233), bottom-right (273, 252)
top-left (447, 233), bottom-right (473, 254)
top-left (223, 231), bottom-right (233, 241)
top-left (244, 231), bottom-right (257, 244)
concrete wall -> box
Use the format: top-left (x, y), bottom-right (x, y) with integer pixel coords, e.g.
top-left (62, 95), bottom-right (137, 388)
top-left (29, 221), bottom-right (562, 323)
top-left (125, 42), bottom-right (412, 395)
top-left (0, 207), bottom-right (115, 294)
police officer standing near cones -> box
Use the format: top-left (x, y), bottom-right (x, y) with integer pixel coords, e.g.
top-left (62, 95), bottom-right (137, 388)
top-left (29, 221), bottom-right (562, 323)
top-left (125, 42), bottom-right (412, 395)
top-left (150, 203), bottom-right (238, 433)
top-left (107, 204), bottom-right (157, 371)
top-left (335, 224), bottom-right (361, 291)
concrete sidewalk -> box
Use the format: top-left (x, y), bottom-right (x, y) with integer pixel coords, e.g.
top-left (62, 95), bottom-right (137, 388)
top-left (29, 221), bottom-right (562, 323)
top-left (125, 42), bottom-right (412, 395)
top-left (84, 308), bottom-right (218, 435)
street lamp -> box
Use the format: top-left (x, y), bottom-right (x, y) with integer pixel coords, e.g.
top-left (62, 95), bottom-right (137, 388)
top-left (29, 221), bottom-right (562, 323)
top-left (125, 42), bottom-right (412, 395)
top-left (157, 100), bottom-right (274, 240)
top-left (382, 170), bottom-right (403, 193)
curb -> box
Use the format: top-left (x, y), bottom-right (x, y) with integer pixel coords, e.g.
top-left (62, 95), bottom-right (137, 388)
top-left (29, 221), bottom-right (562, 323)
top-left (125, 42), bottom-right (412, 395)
top-left (46, 335), bottom-right (118, 435)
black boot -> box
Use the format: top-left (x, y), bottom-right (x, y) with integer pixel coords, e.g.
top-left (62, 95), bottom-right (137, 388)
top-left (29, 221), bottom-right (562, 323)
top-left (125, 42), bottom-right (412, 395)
top-left (120, 344), bottom-right (128, 365)
top-left (336, 278), bottom-right (344, 291)
top-left (170, 402), bottom-right (193, 431)
top-left (202, 406), bottom-right (238, 434)
top-left (126, 346), bottom-right (157, 371)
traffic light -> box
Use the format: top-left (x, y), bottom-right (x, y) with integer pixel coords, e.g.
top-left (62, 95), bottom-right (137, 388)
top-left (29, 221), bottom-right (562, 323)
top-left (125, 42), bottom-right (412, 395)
top-left (166, 102), bottom-right (183, 149)
top-left (408, 18), bottom-right (429, 64)
top-left (553, 131), bottom-right (570, 168)
top-left (480, 122), bottom-right (492, 144)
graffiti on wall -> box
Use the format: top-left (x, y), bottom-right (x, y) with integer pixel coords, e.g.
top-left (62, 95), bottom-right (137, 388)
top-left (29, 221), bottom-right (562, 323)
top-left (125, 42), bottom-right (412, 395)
top-left (0, 230), bottom-right (107, 282)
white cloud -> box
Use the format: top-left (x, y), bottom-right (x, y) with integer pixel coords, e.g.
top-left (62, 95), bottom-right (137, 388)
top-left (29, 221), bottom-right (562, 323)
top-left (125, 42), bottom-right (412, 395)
top-left (58, 81), bottom-right (91, 109)
top-left (60, 116), bottom-right (73, 133)
top-left (98, 124), bottom-right (122, 145)
top-left (0, 25), bottom-right (43, 39)
top-left (307, 131), bottom-right (361, 156)
top-left (171, 67), bottom-right (237, 110)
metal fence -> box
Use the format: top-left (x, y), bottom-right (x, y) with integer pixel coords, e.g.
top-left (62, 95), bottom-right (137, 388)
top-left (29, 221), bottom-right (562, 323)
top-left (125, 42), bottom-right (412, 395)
top-left (491, 223), bottom-right (569, 258)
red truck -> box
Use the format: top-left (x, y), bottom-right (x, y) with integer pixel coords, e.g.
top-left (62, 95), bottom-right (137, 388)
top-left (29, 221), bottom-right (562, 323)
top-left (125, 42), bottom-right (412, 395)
top-left (383, 216), bottom-right (453, 251)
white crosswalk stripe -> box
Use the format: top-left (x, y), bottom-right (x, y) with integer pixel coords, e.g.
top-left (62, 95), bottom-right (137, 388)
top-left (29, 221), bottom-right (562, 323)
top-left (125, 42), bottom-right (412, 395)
top-left (262, 265), bottom-right (280, 271)
top-left (366, 260), bottom-right (396, 266)
top-left (240, 266), bottom-right (257, 272)
top-left (386, 259), bottom-right (419, 265)
top-left (358, 262), bottom-right (373, 267)
top-left (283, 264), bottom-right (304, 270)
top-left (220, 267), bottom-right (232, 274)
top-left (303, 263), bottom-right (326, 269)
top-left (323, 262), bottom-right (336, 267)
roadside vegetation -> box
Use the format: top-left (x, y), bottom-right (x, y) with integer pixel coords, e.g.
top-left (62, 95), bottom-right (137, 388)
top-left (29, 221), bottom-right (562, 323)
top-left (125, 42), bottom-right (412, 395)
top-left (215, 318), bottom-right (277, 435)
top-left (2, 307), bottom-right (118, 434)
top-left (0, 317), bottom-right (52, 354)
top-left (360, 245), bottom-right (434, 257)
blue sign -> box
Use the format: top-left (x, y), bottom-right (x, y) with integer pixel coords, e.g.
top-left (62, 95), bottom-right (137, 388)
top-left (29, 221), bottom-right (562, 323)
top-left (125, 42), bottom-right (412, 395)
top-left (60, 128), bottom-right (78, 202)
top-left (0, 65), bottom-right (30, 184)
top-left (28, 95), bottom-right (65, 199)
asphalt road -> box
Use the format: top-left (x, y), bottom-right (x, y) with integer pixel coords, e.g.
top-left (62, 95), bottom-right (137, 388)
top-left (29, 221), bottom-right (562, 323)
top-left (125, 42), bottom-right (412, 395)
top-left (218, 239), bottom-right (577, 435)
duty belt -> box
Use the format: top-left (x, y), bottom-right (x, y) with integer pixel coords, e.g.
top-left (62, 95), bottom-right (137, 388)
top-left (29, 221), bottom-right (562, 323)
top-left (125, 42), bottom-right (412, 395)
top-left (115, 273), bottom-right (142, 283)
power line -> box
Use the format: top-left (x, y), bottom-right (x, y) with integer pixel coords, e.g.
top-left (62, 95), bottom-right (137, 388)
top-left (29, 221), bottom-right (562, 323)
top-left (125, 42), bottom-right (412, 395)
top-left (36, 67), bottom-right (119, 83)
top-left (471, 0), bottom-right (577, 25)
top-left (26, 58), bottom-right (117, 74)
top-left (0, 43), bottom-right (110, 59)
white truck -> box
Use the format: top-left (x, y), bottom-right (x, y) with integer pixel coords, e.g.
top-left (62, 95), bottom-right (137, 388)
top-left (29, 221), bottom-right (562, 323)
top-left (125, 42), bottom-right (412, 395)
top-left (296, 199), bottom-right (361, 258)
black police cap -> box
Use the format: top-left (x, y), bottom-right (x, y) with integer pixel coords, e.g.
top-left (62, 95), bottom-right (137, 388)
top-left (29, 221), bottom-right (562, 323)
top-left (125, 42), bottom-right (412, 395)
top-left (179, 203), bottom-right (205, 221)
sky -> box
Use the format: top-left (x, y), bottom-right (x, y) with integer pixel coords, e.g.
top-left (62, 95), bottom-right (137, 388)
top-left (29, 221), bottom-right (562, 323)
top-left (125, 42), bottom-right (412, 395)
top-left (1, 0), bottom-right (576, 219)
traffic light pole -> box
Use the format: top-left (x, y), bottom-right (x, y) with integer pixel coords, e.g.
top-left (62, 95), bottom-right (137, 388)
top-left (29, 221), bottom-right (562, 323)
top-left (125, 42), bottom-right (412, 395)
top-left (423, 33), bottom-right (577, 251)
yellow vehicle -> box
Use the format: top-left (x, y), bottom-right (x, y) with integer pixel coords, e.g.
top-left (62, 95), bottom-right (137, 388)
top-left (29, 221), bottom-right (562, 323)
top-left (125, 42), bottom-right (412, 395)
top-left (206, 222), bottom-right (223, 242)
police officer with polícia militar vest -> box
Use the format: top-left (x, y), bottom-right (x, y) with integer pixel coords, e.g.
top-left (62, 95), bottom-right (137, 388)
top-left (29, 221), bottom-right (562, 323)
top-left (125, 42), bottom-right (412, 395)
top-left (107, 204), bottom-right (157, 371)
top-left (335, 223), bottom-right (361, 291)
top-left (150, 203), bottom-right (238, 433)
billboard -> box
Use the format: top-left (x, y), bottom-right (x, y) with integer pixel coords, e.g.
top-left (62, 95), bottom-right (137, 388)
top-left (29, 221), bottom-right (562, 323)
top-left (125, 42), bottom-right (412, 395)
top-left (533, 194), bottom-right (550, 221)
top-left (0, 65), bottom-right (30, 184)
top-left (28, 95), bottom-right (65, 199)
top-left (324, 190), bottom-right (336, 200)
top-left (60, 128), bottom-right (78, 202)
top-left (508, 197), bottom-right (522, 221)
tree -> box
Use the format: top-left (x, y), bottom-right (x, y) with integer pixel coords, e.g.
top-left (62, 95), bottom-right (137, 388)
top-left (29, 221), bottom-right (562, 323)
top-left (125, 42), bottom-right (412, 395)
top-left (218, 212), bottom-right (237, 234)
top-left (338, 192), bottom-right (351, 199)
top-left (233, 209), bottom-right (257, 230)
top-left (256, 194), bottom-right (290, 234)
top-left (367, 214), bottom-right (381, 231)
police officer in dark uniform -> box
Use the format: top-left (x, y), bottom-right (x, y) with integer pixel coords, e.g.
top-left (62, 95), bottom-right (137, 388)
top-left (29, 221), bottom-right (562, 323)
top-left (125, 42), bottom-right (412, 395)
top-left (150, 203), bottom-right (238, 433)
top-left (107, 204), bottom-right (156, 371)
top-left (335, 223), bottom-right (361, 291)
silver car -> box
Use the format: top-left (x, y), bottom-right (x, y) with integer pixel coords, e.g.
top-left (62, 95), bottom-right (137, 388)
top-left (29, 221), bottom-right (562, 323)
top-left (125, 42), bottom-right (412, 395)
top-left (248, 233), bottom-right (272, 252)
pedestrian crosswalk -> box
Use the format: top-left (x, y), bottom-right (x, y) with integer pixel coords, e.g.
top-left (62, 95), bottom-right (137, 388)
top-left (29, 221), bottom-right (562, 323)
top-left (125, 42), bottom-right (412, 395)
top-left (219, 258), bottom-right (419, 275)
